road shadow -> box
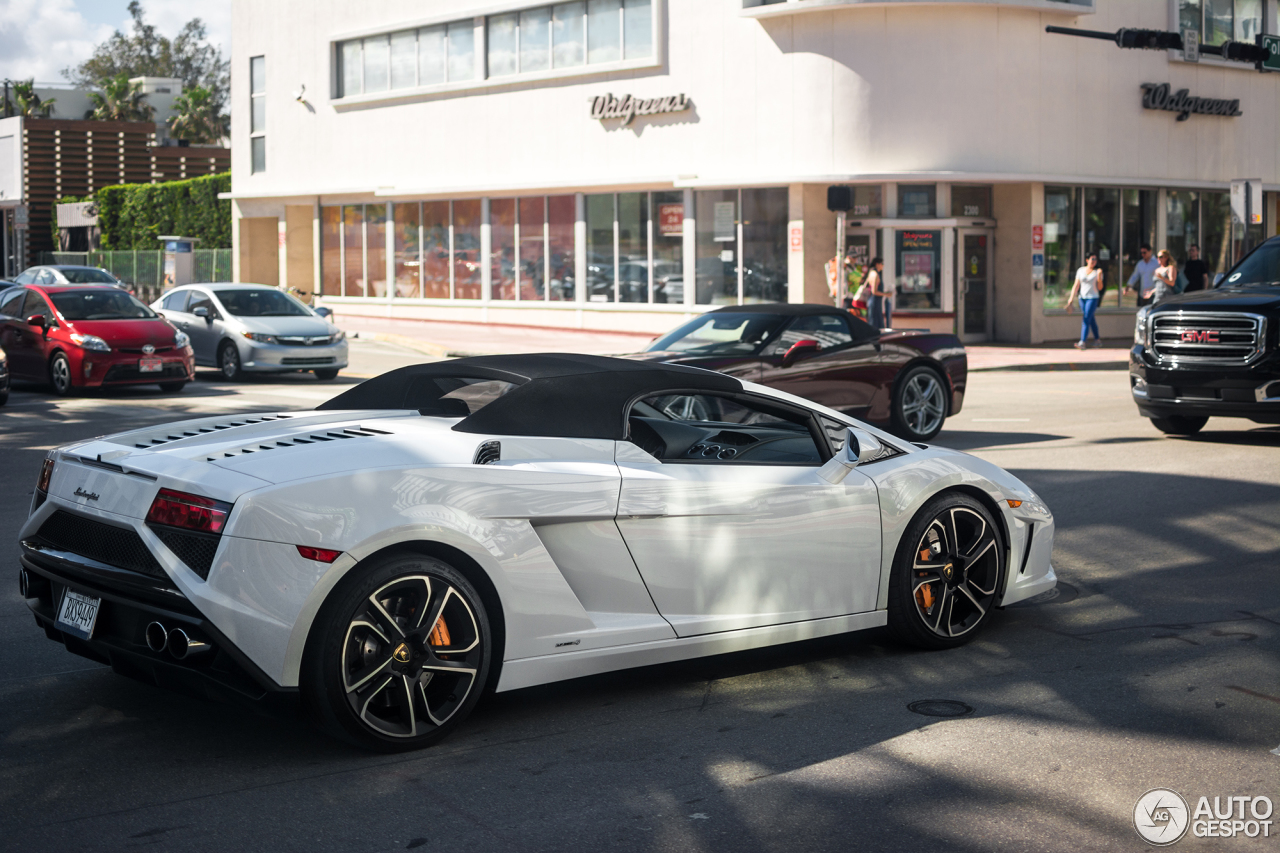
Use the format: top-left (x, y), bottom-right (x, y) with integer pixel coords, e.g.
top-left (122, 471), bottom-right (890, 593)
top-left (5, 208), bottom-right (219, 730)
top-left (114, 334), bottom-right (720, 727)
top-left (932, 430), bottom-right (1069, 451)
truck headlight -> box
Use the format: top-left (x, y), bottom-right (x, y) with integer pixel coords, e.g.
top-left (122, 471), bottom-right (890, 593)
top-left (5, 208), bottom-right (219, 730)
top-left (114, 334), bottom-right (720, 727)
top-left (1134, 306), bottom-right (1151, 346)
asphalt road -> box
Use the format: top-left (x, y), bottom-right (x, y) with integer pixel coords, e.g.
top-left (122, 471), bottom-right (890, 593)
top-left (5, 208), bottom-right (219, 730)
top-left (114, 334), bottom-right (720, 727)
top-left (1, 343), bottom-right (1278, 852)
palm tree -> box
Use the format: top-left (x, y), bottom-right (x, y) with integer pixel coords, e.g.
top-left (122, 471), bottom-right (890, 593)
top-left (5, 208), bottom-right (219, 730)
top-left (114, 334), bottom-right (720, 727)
top-left (4, 80), bottom-right (57, 118)
top-left (85, 73), bottom-right (155, 122)
top-left (167, 85), bottom-right (226, 144)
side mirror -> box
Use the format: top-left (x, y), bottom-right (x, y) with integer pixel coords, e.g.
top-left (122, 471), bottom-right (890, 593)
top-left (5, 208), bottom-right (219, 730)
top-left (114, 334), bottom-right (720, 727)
top-left (25, 314), bottom-right (46, 329)
top-left (818, 427), bottom-right (885, 484)
top-left (193, 306), bottom-right (210, 321)
top-left (781, 339), bottom-right (821, 368)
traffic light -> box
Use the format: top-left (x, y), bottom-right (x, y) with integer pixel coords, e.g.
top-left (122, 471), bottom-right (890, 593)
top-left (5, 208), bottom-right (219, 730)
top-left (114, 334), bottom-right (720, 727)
top-left (1114, 28), bottom-right (1183, 50)
top-left (1221, 40), bottom-right (1269, 63)
top-left (827, 186), bottom-right (853, 213)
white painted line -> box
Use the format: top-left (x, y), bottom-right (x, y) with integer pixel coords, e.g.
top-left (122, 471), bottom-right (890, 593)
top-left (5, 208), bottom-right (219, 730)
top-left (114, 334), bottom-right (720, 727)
top-left (971, 418), bottom-right (1031, 422)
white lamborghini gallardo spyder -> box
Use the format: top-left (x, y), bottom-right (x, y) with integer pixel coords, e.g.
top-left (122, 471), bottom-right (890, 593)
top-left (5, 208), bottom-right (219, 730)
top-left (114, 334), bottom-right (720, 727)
top-left (19, 354), bottom-right (1055, 751)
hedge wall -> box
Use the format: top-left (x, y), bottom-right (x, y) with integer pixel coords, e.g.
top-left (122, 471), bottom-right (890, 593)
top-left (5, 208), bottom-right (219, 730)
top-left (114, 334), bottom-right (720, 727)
top-left (96, 172), bottom-right (232, 250)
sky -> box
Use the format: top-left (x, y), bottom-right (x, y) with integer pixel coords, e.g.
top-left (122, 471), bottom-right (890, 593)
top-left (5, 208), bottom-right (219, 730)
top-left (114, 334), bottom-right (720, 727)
top-left (0, 0), bottom-right (231, 85)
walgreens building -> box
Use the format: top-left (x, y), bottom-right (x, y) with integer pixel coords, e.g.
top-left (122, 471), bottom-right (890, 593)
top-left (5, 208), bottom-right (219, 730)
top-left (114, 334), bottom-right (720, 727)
top-left (228, 0), bottom-right (1280, 343)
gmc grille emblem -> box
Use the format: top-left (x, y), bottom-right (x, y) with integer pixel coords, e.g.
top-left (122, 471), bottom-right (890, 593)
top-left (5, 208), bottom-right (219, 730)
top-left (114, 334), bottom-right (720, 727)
top-left (1181, 330), bottom-right (1220, 343)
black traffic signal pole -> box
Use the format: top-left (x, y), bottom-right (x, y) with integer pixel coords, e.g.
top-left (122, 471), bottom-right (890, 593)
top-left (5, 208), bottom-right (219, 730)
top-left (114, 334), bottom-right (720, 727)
top-left (1045, 26), bottom-right (1271, 66)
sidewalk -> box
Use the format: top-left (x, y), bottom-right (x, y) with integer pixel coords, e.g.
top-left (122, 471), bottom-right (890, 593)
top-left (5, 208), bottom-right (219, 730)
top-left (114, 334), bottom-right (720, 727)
top-left (337, 314), bottom-right (1132, 372)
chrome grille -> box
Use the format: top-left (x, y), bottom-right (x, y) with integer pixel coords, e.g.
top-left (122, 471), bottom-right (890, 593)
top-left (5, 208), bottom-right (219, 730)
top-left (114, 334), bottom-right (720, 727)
top-left (1150, 311), bottom-right (1266, 366)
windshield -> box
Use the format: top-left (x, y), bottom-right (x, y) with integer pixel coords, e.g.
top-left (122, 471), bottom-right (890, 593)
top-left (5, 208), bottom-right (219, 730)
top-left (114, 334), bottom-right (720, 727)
top-left (214, 288), bottom-right (312, 317)
top-left (647, 314), bottom-right (785, 356)
top-left (60, 268), bottom-right (118, 284)
top-left (1220, 242), bottom-right (1280, 287)
top-left (50, 289), bottom-right (156, 320)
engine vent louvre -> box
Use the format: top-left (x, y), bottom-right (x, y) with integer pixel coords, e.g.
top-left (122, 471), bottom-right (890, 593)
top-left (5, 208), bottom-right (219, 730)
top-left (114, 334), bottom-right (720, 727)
top-left (473, 441), bottom-right (501, 465)
top-left (135, 414), bottom-right (293, 449)
top-left (205, 426), bottom-right (392, 461)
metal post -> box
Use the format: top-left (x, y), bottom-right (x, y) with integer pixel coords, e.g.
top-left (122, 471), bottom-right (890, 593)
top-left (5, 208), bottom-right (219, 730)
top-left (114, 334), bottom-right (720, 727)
top-left (1244, 184), bottom-right (1253, 258)
top-left (835, 210), bottom-right (846, 306)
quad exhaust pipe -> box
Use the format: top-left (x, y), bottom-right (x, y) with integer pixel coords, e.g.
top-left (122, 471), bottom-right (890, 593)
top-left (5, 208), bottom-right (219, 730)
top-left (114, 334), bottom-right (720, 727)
top-left (145, 622), bottom-right (213, 660)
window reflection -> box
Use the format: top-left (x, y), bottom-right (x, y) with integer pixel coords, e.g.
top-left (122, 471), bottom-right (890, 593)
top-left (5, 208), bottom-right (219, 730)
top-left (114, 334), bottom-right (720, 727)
top-left (587, 0), bottom-right (621, 64)
top-left (321, 206), bottom-right (340, 297)
top-left (586, 194), bottom-right (615, 302)
top-left (553, 2), bottom-right (586, 67)
top-left (618, 192), bottom-right (649, 303)
top-left (652, 190), bottom-right (684, 304)
top-left (696, 190), bottom-right (737, 305)
top-left (366, 204), bottom-right (388, 297)
top-left (343, 205), bottom-right (364, 297)
top-left (393, 202), bottom-right (420, 298)
top-left (424, 201), bottom-right (450, 298)
top-left (453, 200), bottom-right (483, 299)
top-left (548, 195), bottom-right (576, 301)
top-left (519, 197), bottom-right (547, 300)
top-left (741, 188), bottom-right (788, 304)
top-left (490, 199), bottom-right (516, 300)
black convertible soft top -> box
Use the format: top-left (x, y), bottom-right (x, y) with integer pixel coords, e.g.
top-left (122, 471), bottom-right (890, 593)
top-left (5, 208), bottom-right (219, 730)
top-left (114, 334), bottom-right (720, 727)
top-left (318, 353), bottom-right (742, 439)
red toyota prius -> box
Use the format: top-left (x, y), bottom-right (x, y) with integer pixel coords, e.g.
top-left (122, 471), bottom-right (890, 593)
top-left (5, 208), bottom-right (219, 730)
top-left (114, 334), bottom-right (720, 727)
top-left (0, 285), bottom-right (194, 395)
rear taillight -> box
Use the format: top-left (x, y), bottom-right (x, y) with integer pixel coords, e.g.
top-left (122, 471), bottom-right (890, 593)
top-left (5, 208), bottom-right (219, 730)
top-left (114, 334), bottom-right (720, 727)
top-left (146, 488), bottom-right (232, 533)
top-left (36, 458), bottom-right (54, 494)
top-left (297, 545), bottom-right (342, 563)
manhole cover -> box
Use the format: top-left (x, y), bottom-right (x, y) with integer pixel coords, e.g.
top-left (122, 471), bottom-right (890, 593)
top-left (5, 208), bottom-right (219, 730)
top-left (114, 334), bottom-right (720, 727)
top-left (907, 700), bottom-right (973, 718)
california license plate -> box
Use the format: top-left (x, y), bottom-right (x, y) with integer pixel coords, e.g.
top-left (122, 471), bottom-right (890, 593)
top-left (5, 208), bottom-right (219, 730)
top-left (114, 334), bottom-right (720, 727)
top-left (56, 589), bottom-right (101, 640)
top-left (139, 357), bottom-right (163, 373)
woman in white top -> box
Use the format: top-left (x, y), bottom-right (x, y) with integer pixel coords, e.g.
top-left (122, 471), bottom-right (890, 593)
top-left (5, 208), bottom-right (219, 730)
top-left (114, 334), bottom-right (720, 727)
top-left (1066, 252), bottom-right (1103, 349)
top-left (1153, 250), bottom-right (1177, 303)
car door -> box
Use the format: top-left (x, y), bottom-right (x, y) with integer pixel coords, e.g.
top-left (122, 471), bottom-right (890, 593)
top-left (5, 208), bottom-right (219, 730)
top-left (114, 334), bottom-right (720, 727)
top-left (614, 391), bottom-right (881, 637)
top-left (182, 289), bottom-right (223, 363)
top-left (8, 289), bottom-right (55, 379)
top-left (758, 313), bottom-right (884, 418)
top-left (0, 288), bottom-right (30, 377)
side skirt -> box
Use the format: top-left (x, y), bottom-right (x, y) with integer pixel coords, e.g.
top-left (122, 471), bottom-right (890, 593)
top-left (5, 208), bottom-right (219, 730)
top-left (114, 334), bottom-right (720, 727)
top-left (495, 610), bottom-right (888, 692)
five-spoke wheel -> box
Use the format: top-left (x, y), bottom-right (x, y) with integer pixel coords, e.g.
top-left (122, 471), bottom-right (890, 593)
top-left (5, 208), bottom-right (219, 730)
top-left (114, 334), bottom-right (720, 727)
top-left (891, 366), bottom-right (948, 442)
top-left (304, 554), bottom-right (491, 751)
top-left (888, 493), bottom-right (1003, 649)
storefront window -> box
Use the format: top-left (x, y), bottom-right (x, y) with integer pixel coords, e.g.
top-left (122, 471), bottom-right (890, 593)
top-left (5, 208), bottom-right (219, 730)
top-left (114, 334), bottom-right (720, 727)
top-left (1165, 190), bottom-right (1199, 273)
top-left (366, 204), bottom-right (387, 297)
top-left (898, 184), bottom-right (936, 218)
top-left (343, 205), bottom-right (363, 297)
top-left (519, 197), bottom-right (546, 300)
top-left (490, 199), bottom-right (516, 300)
top-left (548, 195), bottom-right (576, 300)
top-left (321, 206), bottom-right (340, 297)
top-left (453, 200), bottom-right (483, 299)
top-left (393, 202), bottom-right (420, 298)
top-left (952, 185), bottom-right (992, 218)
top-left (1181, 0), bottom-right (1260, 47)
top-left (618, 192), bottom-right (649, 303)
top-left (553, 2), bottom-right (587, 67)
top-left (521, 8), bottom-right (552, 73)
top-left (586, 193), bottom-right (615, 302)
top-left (851, 186), bottom-right (881, 217)
top-left (424, 201), bottom-right (450, 298)
top-left (1120, 189), bottom-right (1157, 309)
top-left (1083, 187), bottom-right (1119, 307)
top-left (1043, 187), bottom-right (1081, 312)
top-left (696, 190), bottom-right (738, 305)
top-left (894, 229), bottom-right (942, 311)
top-left (652, 190), bottom-right (684, 304)
top-left (489, 14), bottom-right (519, 77)
top-left (741, 188), bottom-right (788, 304)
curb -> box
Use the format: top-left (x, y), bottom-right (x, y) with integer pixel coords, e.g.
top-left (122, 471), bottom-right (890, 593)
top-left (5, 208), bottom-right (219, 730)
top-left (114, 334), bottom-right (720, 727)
top-left (360, 332), bottom-right (477, 359)
top-left (972, 360), bottom-right (1128, 373)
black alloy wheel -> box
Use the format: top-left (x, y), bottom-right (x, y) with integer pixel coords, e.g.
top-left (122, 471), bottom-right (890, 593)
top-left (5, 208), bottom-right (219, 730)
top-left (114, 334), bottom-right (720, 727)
top-left (158, 381), bottom-right (187, 393)
top-left (891, 365), bottom-right (948, 442)
top-left (48, 352), bottom-right (73, 396)
top-left (304, 554), bottom-right (491, 752)
top-left (217, 341), bottom-right (242, 380)
top-left (314, 368), bottom-right (340, 381)
top-left (1149, 415), bottom-right (1207, 436)
top-left (888, 493), bottom-right (1004, 650)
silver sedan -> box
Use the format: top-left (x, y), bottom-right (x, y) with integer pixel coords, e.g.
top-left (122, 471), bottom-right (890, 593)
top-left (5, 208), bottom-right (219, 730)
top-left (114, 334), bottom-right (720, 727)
top-left (151, 283), bottom-right (349, 380)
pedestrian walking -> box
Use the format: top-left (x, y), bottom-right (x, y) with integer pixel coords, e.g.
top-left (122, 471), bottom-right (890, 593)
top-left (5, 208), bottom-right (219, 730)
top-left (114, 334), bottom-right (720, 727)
top-left (1153, 250), bottom-right (1177, 303)
top-left (866, 257), bottom-right (892, 329)
top-left (1182, 244), bottom-right (1210, 292)
top-left (1066, 252), bottom-right (1103, 349)
top-left (1124, 244), bottom-right (1159, 306)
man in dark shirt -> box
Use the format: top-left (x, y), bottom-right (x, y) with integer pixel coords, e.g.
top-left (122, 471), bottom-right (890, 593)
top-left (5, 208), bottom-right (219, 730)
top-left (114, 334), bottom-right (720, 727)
top-left (1182, 244), bottom-right (1210, 292)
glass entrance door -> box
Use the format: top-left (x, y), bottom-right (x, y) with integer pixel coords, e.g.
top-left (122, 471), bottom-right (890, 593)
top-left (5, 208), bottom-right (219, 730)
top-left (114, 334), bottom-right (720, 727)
top-left (843, 228), bottom-right (878, 307)
top-left (957, 229), bottom-right (992, 342)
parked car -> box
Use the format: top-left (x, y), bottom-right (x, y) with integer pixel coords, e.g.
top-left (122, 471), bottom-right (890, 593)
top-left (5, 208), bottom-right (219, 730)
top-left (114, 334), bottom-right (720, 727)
top-left (0, 344), bottom-right (9, 406)
top-left (12, 266), bottom-right (125, 286)
top-left (625, 303), bottom-right (967, 441)
top-left (18, 353), bottom-right (1054, 750)
top-left (0, 285), bottom-right (194, 395)
top-left (1130, 235), bottom-right (1280, 435)
top-left (152, 283), bottom-right (348, 381)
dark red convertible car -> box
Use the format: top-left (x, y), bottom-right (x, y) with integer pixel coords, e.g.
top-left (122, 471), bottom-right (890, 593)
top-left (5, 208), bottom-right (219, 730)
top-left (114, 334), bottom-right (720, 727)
top-left (627, 304), bottom-right (966, 441)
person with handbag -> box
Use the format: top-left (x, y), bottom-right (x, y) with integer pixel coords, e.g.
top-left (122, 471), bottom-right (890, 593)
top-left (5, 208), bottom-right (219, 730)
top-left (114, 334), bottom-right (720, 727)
top-left (866, 258), bottom-right (890, 328)
top-left (1066, 252), bottom-right (1103, 349)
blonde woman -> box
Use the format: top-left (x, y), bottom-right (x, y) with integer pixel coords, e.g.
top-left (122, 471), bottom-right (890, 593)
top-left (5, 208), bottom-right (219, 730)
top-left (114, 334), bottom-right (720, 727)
top-left (1153, 250), bottom-right (1177, 303)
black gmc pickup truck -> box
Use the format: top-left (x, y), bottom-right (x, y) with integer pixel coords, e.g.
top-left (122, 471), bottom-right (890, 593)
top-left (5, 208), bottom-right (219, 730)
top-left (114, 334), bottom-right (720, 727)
top-left (1130, 236), bottom-right (1280, 435)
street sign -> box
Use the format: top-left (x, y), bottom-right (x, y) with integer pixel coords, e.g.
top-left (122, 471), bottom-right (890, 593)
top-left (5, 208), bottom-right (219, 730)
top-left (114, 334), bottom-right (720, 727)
top-left (1263, 33), bottom-right (1280, 70)
top-left (13, 204), bottom-right (27, 230)
top-left (1182, 27), bottom-right (1199, 63)
top-left (1230, 179), bottom-right (1263, 225)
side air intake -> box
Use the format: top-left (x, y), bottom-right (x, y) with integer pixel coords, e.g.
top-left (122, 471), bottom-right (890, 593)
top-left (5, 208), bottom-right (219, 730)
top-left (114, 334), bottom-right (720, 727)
top-left (473, 441), bottom-right (501, 465)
